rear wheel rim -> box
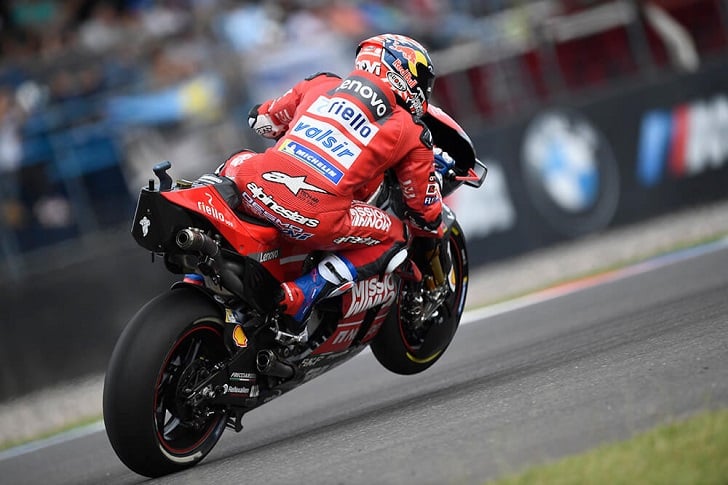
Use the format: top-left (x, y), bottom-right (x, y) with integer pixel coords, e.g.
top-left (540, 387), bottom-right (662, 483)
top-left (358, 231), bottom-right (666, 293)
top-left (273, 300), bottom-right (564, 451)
top-left (153, 322), bottom-right (227, 457)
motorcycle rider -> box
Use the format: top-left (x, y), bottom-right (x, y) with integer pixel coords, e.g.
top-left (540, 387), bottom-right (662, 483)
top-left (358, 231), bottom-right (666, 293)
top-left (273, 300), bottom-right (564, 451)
top-left (218, 34), bottom-right (446, 334)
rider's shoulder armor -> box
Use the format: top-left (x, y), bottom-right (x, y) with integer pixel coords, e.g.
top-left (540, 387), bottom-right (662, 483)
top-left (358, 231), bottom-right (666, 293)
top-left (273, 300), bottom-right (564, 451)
top-left (415, 118), bottom-right (434, 149)
top-left (305, 71), bottom-right (342, 81)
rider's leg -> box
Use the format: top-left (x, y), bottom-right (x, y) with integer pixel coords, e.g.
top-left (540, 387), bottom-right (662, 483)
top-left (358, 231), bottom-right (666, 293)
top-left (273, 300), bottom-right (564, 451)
top-left (278, 201), bottom-right (408, 330)
top-left (280, 253), bottom-right (358, 324)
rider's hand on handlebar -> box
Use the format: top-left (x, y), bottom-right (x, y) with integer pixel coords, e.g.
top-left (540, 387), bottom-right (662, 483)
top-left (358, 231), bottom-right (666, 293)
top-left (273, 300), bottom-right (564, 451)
top-left (433, 147), bottom-right (455, 186)
top-left (407, 220), bottom-right (445, 239)
top-left (248, 104), bottom-right (285, 139)
top-left (433, 147), bottom-right (455, 171)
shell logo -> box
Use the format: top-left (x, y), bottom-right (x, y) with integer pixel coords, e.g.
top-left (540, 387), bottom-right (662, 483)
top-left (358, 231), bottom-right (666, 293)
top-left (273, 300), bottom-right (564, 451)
top-left (232, 324), bottom-right (248, 348)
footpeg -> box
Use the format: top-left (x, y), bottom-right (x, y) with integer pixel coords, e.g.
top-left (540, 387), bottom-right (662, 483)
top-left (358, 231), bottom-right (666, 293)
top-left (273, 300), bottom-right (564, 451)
top-left (273, 326), bottom-right (308, 345)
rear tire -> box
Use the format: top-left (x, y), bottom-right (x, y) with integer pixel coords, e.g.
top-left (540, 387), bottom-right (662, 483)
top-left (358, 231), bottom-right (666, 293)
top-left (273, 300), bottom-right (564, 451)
top-left (103, 287), bottom-right (228, 477)
top-left (371, 221), bottom-right (469, 374)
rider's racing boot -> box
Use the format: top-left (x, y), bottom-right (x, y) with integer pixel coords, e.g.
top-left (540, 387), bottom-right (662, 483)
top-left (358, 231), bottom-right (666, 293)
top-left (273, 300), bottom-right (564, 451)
top-left (279, 253), bottom-right (357, 333)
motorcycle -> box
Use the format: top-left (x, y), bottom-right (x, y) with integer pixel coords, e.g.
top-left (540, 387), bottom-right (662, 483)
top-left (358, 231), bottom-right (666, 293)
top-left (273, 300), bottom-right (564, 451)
top-left (103, 105), bottom-right (486, 477)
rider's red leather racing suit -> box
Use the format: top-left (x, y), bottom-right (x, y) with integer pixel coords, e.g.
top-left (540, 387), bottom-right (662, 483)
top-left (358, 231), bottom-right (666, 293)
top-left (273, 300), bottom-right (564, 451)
top-left (220, 70), bottom-right (442, 278)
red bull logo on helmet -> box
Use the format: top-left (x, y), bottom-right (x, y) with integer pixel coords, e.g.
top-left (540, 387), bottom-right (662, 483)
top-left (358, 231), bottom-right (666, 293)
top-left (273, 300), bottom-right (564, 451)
top-left (391, 58), bottom-right (419, 89)
top-left (387, 37), bottom-right (430, 77)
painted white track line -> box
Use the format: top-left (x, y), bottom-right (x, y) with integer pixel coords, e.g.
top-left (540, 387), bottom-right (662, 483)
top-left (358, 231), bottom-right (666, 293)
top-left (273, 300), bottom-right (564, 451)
top-left (462, 235), bottom-right (728, 325)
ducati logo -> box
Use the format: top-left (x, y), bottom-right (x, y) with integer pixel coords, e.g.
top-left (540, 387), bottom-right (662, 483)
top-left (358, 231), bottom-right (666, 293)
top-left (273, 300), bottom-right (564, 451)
top-left (139, 216), bottom-right (150, 237)
top-left (262, 171), bottom-right (327, 195)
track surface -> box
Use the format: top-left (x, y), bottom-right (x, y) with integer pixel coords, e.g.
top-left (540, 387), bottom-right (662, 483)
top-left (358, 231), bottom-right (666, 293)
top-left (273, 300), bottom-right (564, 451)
top-left (2, 245), bottom-right (727, 485)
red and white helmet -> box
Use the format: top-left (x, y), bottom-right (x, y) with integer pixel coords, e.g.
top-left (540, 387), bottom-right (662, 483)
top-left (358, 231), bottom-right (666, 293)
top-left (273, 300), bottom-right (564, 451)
top-left (355, 34), bottom-right (435, 118)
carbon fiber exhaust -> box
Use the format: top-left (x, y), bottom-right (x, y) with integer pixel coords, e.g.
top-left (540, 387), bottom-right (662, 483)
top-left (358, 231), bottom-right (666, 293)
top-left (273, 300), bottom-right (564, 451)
top-left (176, 228), bottom-right (219, 256)
top-left (256, 350), bottom-right (295, 379)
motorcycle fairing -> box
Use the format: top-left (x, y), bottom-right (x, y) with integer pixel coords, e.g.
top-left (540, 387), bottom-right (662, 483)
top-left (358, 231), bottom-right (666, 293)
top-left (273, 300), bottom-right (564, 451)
top-left (162, 185), bottom-right (281, 252)
top-left (312, 273), bottom-right (399, 355)
top-left (132, 187), bottom-right (199, 253)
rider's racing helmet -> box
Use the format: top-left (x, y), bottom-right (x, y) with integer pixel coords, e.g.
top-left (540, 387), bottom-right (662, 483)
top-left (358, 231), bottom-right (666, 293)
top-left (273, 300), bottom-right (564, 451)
top-left (355, 34), bottom-right (435, 118)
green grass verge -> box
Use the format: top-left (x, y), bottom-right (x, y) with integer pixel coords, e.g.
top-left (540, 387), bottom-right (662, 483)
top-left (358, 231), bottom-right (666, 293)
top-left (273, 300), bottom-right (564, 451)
top-left (0, 414), bottom-right (102, 452)
top-left (489, 408), bottom-right (728, 485)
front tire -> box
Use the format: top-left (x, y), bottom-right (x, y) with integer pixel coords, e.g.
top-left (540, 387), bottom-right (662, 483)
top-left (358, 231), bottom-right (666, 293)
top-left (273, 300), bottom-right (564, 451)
top-left (371, 221), bottom-right (469, 374)
top-left (103, 287), bottom-right (228, 477)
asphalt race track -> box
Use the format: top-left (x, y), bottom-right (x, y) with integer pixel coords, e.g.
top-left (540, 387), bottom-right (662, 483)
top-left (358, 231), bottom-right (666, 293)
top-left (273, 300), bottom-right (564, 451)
top-left (2, 243), bottom-right (727, 485)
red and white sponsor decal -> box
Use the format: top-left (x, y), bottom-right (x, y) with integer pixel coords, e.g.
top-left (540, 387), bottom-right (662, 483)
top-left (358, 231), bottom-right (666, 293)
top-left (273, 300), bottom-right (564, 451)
top-left (424, 174), bottom-right (441, 206)
top-left (349, 204), bottom-right (392, 231)
top-left (343, 274), bottom-right (397, 318)
top-left (392, 58), bottom-right (419, 89)
top-left (197, 191), bottom-right (235, 228)
top-left (312, 320), bottom-right (362, 354)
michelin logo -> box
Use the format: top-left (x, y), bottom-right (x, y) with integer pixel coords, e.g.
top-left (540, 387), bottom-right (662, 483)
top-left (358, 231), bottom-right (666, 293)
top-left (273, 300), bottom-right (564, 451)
top-left (291, 115), bottom-right (361, 168)
top-left (308, 96), bottom-right (379, 145)
top-left (279, 140), bottom-right (344, 184)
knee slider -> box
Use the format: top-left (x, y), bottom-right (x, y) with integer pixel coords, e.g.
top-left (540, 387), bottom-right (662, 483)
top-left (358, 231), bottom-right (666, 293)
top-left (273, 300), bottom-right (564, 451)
top-left (318, 254), bottom-right (357, 285)
top-left (384, 247), bottom-right (408, 274)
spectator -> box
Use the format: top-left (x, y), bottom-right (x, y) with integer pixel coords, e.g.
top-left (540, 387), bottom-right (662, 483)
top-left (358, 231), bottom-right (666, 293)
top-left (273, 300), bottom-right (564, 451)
top-left (77, 2), bottom-right (125, 53)
top-left (0, 87), bottom-right (24, 230)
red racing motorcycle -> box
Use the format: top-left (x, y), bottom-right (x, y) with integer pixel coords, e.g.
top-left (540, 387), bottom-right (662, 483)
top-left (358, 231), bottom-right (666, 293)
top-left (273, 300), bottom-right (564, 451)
top-left (103, 106), bottom-right (486, 477)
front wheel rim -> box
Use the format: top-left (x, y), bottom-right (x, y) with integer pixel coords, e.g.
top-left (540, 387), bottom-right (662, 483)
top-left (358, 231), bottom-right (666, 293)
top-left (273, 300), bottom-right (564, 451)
top-left (398, 236), bottom-right (466, 355)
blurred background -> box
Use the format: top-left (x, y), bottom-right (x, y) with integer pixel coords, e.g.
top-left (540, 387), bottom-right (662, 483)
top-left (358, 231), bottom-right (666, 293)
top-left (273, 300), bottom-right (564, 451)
top-left (0, 0), bottom-right (727, 400)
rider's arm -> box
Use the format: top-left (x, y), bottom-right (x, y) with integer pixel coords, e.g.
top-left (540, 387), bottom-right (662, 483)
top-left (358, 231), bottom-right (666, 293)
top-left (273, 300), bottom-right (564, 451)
top-left (249, 72), bottom-right (341, 139)
top-left (393, 121), bottom-right (443, 238)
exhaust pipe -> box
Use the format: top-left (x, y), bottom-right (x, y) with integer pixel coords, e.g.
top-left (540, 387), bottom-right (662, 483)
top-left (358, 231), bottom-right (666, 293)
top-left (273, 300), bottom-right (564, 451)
top-left (176, 228), bottom-right (219, 257)
top-left (256, 350), bottom-right (295, 379)
top-left (176, 228), bottom-right (248, 298)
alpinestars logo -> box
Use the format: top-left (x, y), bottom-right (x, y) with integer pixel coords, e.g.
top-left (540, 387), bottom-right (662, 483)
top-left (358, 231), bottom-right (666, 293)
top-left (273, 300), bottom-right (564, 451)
top-left (228, 151), bottom-right (255, 167)
top-left (242, 192), bottom-right (314, 240)
top-left (262, 171), bottom-right (327, 195)
top-left (344, 274), bottom-right (397, 317)
top-left (245, 182), bottom-right (320, 228)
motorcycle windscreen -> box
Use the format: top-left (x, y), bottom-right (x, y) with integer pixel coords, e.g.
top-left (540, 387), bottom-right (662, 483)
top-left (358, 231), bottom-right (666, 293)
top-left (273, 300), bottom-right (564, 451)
top-left (422, 104), bottom-right (487, 196)
top-left (423, 104), bottom-right (476, 173)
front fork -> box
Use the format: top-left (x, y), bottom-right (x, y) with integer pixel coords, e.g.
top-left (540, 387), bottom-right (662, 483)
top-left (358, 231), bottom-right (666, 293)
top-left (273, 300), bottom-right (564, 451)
top-left (404, 238), bottom-right (454, 323)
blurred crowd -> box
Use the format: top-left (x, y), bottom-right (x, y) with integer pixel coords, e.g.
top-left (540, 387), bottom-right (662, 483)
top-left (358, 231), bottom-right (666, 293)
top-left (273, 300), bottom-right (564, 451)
top-left (0, 0), bottom-right (496, 256)
top-left (0, 0), bottom-right (725, 270)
